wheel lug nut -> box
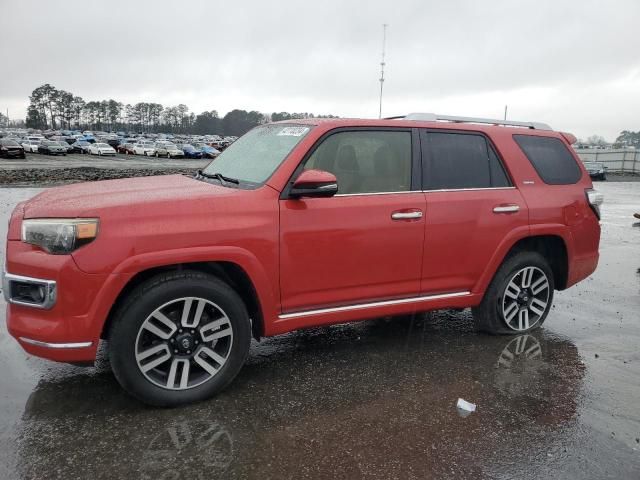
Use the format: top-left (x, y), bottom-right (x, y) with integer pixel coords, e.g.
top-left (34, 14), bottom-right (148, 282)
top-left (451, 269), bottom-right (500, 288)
top-left (178, 329), bottom-right (183, 333)
top-left (187, 350), bottom-right (191, 354)
top-left (174, 350), bottom-right (178, 354)
top-left (170, 338), bottom-right (175, 343)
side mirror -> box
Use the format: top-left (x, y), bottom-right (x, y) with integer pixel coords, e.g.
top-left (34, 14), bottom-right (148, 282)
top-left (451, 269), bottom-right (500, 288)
top-left (290, 169), bottom-right (338, 198)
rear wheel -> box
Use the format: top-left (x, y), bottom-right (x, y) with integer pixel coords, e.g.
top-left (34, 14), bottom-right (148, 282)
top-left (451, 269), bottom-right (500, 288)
top-left (109, 271), bottom-right (251, 406)
top-left (473, 251), bottom-right (554, 335)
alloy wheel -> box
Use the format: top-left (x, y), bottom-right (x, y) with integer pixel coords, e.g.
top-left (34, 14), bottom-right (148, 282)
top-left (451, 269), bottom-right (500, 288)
top-left (501, 266), bottom-right (550, 331)
top-left (134, 297), bottom-right (234, 390)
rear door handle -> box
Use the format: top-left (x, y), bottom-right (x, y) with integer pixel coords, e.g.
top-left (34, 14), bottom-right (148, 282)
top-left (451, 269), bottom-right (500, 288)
top-left (391, 209), bottom-right (423, 220)
top-left (493, 204), bottom-right (520, 213)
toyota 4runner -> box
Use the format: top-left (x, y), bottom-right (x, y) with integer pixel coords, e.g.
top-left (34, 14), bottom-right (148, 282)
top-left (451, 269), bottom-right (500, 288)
top-left (3, 113), bottom-right (602, 406)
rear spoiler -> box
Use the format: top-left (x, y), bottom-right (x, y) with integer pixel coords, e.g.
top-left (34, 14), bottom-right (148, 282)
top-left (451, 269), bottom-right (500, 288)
top-left (560, 132), bottom-right (577, 145)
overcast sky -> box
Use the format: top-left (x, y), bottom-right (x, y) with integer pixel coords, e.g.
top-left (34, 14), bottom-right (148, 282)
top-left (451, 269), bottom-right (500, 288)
top-left (1, 0), bottom-right (639, 140)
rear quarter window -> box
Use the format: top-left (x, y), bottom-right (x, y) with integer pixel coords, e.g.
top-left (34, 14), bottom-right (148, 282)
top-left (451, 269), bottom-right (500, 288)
top-left (513, 135), bottom-right (581, 185)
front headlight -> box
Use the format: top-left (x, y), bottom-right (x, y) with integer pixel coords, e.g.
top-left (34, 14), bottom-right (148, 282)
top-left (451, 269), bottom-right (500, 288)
top-left (21, 218), bottom-right (99, 254)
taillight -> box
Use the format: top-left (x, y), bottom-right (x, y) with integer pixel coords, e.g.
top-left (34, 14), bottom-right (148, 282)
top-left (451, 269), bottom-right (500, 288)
top-left (585, 188), bottom-right (604, 220)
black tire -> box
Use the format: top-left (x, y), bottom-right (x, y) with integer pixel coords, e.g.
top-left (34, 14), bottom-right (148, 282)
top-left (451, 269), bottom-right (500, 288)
top-left (473, 251), bottom-right (554, 335)
top-left (109, 270), bottom-right (251, 407)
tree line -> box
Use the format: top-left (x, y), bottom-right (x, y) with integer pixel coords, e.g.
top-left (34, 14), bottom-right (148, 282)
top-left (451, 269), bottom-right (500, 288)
top-left (24, 84), bottom-right (337, 136)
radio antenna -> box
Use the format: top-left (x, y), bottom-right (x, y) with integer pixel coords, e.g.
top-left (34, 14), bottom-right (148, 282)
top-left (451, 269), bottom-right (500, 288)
top-left (378, 24), bottom-right (388, 119)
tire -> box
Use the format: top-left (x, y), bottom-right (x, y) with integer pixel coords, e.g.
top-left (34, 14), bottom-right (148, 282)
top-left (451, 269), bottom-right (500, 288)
top-left (473, 251), bottom-right (554, 335)
top-left (109, 270), bottom-right (251, 407)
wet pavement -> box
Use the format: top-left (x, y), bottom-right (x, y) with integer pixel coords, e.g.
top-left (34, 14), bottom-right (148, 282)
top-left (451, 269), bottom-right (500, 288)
top-left (0, 182), bottom-right (639, 479)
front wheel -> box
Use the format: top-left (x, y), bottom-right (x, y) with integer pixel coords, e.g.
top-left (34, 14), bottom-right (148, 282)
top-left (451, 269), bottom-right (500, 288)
top-left (473, 251), bottom-right (554, 335)
top-left (109, 271), bottom-right (251, 406)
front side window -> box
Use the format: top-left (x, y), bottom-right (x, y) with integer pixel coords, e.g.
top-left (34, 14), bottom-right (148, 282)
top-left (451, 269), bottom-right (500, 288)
top-left (203, 124), bottom-right (311, 185)
top-left (423, 131), bottom-right (511, 190)
top-left (303, 130), bottom-right (412, 194)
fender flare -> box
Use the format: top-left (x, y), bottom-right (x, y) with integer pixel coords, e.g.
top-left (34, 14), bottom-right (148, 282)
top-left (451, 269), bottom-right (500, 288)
top-left (472, 224), bottom-right (574, 295)
top-left (87, 246), bottom-right (278, 340)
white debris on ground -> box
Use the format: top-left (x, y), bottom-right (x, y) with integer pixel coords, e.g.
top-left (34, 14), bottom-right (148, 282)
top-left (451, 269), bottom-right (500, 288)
top-left (456, 398), bottom-right (477, 417)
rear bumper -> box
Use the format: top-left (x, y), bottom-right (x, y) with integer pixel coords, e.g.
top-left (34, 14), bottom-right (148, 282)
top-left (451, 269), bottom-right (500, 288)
top-left (566, 251), bottom-right (599, 289)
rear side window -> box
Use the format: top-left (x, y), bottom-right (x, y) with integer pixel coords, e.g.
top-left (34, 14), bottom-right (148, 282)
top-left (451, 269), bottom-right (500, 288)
top-left (422, 131), bottom-right (511, 190)
top-left (513, 135), bottom-right (581, 185)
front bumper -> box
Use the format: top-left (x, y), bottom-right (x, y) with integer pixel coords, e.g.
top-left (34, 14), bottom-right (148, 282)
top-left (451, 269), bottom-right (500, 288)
top-left (4, 240), bottom-right (119, 363)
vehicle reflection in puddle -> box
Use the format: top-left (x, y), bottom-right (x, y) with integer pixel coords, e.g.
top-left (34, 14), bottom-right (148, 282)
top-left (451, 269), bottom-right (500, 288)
top-left (16, 311), bottom-right (585, 479)
top-left (140, 421), bottom-right (233, 480)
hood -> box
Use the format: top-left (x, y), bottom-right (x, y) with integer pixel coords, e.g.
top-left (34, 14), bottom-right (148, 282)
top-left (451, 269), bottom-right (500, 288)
top-left (23, 174), bottom-right (239, 218)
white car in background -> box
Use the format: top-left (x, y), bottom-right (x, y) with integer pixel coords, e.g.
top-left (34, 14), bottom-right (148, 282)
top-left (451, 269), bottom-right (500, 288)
top-left (21, 139), bottom-right (40, 153)
top-left (88, 142), bottom-right (116, 156)
top-left (133, 142), bottom-right (156, 156)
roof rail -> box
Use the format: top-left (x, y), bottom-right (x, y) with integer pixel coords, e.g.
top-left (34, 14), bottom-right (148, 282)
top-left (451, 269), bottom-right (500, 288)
top-left (394, 113), bottom-right (553, 131)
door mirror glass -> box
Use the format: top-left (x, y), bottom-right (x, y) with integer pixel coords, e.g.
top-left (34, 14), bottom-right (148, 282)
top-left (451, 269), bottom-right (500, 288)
top-left (290, 169), bottom-right (338, 198)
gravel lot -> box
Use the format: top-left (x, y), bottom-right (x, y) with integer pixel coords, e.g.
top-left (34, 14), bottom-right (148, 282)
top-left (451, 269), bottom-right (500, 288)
top-left (0, 181), bottom-right (638, 479)
top-left (0, 152), bottom-right (208, 185)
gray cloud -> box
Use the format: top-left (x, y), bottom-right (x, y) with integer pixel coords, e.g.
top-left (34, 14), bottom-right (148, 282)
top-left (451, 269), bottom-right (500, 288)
top-left (1, 0), bottom-right (639, 139)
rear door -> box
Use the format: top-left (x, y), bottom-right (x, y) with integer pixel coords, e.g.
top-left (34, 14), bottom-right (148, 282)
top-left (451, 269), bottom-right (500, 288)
top-left (279, 128), bottom-right (426, 313)
top-left (419, 130), bottom-right (528, 294)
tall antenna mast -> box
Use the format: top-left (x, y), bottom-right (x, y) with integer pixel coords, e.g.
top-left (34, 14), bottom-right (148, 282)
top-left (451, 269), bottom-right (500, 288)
top-left (378, 23), bottom-right (388, 119)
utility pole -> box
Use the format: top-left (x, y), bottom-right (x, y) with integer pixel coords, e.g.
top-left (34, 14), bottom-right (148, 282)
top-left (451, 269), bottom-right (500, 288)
top-left (378, 24), bottom-right (388, 119)
top-left (504, 105), bottom-right (508, 121)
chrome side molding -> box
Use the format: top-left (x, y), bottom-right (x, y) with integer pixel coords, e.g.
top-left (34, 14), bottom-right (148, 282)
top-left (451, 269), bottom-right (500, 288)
top-left (278, 291), bottom-right (471, 320)
top-left (19, 337), bottom-right (93, 349)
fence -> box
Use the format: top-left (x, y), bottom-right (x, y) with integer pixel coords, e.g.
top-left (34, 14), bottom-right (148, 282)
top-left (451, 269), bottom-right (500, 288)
top-left (575, 148), bottom-right (640, 174)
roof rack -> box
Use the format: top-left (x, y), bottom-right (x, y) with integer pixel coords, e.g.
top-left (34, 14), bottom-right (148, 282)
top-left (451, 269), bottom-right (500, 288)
top-left (390, 113), bottom-right (553, 131)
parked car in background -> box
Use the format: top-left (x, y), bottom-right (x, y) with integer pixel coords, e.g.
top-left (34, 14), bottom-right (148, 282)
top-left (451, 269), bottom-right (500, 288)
top-left (181, 144), bottom-right (203, 158)
top-left (133, 142), bottom-right (156, 156)
top-left (37, 139), bottom-right (67, 155)
top-left (55, 141), bottom-right (74, 153)
top-left (70, 140), bottom-right (92, 154)
top-left (154, 143), bottom-right (185, 158)
top-left (117, 141), bottom-right (137, 154)
top-left (584, 162), bottom-right (607, 180)
top-left (21, 139), bottom-right (40, 153)
top-left (194, 143), bottom-right (221, 158)
top-left (0, 139), bottom-right (26, 159)
top-left (88, 142), bottom-right (117, 156)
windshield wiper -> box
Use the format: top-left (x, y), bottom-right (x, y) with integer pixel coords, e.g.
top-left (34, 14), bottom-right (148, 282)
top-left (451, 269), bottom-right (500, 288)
top-left (196, 170), bottom-right (240, 185)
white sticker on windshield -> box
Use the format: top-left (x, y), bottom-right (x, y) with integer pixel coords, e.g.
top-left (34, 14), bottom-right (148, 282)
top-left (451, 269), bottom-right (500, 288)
top-left (277, 126), bottom-right (309, 137)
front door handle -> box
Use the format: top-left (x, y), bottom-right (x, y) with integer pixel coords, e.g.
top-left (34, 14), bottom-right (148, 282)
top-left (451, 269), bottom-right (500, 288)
top-left (493, 204), bottom-right (520, 213)
top-left (391, 209), bottom-right (423, 220)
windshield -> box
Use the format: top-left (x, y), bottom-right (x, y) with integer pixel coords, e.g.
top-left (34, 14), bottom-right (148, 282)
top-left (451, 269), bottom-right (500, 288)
top-left (585, 162), bottom-right (603, 168)
top-left (202, 124), bottom-right (311, 185)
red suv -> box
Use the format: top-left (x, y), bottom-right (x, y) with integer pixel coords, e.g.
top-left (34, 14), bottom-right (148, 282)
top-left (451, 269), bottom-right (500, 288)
top-left (3, 114), bottom-right (602, 406)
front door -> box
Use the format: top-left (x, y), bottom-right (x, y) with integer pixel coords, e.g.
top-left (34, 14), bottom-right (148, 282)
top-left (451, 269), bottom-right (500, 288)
top-left (279, 129), bottom-right (426, 313)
